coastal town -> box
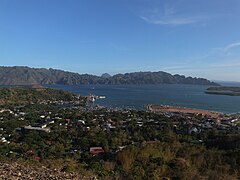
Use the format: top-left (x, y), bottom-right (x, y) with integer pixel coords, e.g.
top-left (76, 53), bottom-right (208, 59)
top-left (148, 104), bottom-right (240, 131)
top-left (2, 0), bottom-right (240, 178)
top-left (1, 101), bottom-right (240, 144)
top-left (0, 87), bottom-right (239, 179)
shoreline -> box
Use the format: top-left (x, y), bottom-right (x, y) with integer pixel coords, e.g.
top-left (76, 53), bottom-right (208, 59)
top-left (147, 104), bottom-right (222, 119)
top-left (2, 85), bottom-right (240, 114)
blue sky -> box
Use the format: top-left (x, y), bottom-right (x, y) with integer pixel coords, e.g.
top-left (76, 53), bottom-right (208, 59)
top-left (1, 0), bottom-right (240, 81)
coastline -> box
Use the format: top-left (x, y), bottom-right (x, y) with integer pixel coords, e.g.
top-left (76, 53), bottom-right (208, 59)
top-left (147, 104), bottom-right (222, 119)
top-left (3, 84), bottom-right (240, 114)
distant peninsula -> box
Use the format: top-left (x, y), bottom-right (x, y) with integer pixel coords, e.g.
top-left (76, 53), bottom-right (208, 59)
top-left (0, 66), bottom-right (219, 86)
top-left (206, 87), bottom-right (240, 96)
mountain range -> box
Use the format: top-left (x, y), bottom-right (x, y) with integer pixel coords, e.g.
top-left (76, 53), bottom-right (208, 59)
top-left (0, 66), bottom-right (219, 86)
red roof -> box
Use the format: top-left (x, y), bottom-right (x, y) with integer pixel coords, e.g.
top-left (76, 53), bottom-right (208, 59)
top-left (90, 147), bottom-right (104, 155)
top-left (34, 156), bottom-right (41, 161)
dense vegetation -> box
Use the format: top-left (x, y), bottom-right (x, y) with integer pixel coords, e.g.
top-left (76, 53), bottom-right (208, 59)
top-left (0, 88), bottom-right (239, 179)
top-left (0, 87), bottom-right (84, 105)
top-left (0, 66), bottom-right (219, 86)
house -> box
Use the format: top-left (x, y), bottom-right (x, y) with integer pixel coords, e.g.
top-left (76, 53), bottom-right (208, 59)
top-left (47, 120), bottom-right (55, 124)
top-left (90, 147), bottom-right (104, 156)
top-left (39, 123), bottom-right (48, 128)
top-left (23, 126), bottom-right (51, 133)
top-left (78, 120), bottom-right (85, 125)
top-left (188, 127), bottom-right (201, 134)
top-left (1, 137), bottom-right (7, 143)
top-left (34, 156), bottom-right (41, 161)
top-left (65, 119), bottom-right (71, 124)
top-left (103, 122), bottom-right (116, 129)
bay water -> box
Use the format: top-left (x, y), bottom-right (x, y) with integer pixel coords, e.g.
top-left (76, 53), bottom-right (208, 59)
top-left (47, 84), bottom-right (240, 114)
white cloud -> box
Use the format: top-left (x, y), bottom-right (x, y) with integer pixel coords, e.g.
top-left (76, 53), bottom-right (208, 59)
top-left (208, 42), bottom-right (240, 57)
top-left (139, 15), bottom-right (200, 25)
top-left (162, 65), bottom-right (193, 71)
top-left (209, 62), bottom-right (240, 68)
top-left (218, 42), bottom-right (240, 53)
top-left (137, 3), bottom-right (207, 26)
top-left (185, 41), bottom-right (240, 64)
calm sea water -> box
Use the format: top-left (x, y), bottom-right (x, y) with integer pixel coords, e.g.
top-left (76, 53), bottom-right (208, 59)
top-left (46, 84), bottom-right (240, 114)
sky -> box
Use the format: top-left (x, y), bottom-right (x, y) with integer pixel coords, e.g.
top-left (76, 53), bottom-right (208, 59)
top-left (0, 0), bottom-right (240, 81)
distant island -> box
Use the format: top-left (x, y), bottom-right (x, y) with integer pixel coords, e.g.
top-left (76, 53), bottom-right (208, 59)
top-left (0, 66), bottom-right (219, 86)
top-left (205, 86), bottom-right (240, 96)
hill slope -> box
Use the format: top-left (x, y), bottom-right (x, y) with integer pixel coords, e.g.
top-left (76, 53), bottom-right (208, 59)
top-left (0, 66), bottom-right (219, 86)
top-left (0, 162), bottom-right (85, 179)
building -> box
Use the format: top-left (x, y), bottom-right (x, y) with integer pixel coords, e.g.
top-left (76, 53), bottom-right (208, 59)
top-left (90, 147), bottom-right (104, 156)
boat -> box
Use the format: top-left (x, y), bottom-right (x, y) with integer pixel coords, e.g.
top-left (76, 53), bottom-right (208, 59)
top-left (88, 94), bottom-right (96, 102)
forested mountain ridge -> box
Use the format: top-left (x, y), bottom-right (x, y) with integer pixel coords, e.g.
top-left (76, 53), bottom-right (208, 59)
top-left (0, 66), bottom-right (219, 86)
